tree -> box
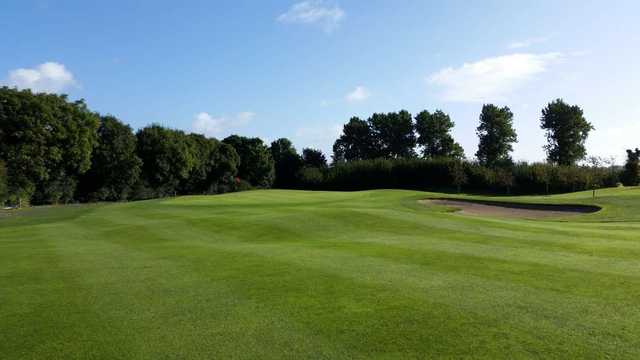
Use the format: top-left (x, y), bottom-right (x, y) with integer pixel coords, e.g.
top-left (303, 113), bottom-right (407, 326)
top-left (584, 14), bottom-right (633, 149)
top-left (0, 87), bottom-right (99, 205)
top-left (475, 104), bottom-right (517, 167)
top-left (223, 135), bottom-right (275, 188)
top-left (449, 160), bottom-right (467, 193)
top-left (540, 99), bottom-right (593, 165)
top-left (179, 134), bottom-right (218, 194)
top-left (211, 141), bottom-right (240, 191)
top-left (369, 110), bottom-right (417, 158)
top-left (622, 148), bottom-right (640, 186)
top-left (302, 148), bottom-right (328, 169)
top-left (78, 116), bottom-right (142, 201)
top-left (415, 110), bottom-right (464, 159)
top-left (0, 160), bottom-right (7, 205)
top-left (270, 138), bottom-right (302, 188)
top-left (333, 117), bottom-right (376, 162)
top-left (136, 125), bottom-right (196, 196)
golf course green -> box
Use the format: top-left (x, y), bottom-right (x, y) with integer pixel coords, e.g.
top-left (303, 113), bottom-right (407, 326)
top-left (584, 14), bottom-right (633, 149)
top-left (2, 187), bottom-right (640, 358)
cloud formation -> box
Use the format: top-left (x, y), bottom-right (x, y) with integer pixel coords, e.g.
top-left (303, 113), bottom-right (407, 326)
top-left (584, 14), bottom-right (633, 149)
top-left (508, 37), bottom-right (548, 49)
top-left (294, 123), bottom-right (342, 154)
top-left (277, 1), bottom-right (345, 32)
top-left (192, 112), bottom-right (255, 137)
top-left (5, 62), bottom-right (77, 93)
top-left (345, 85), bottom-right (370, 102)
top-left (428, 53), bottom-right (562, 102)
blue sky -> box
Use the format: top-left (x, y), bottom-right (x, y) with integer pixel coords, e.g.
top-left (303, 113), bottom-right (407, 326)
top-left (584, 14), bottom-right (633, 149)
top-left (2, 0), bottom-right (639, 162)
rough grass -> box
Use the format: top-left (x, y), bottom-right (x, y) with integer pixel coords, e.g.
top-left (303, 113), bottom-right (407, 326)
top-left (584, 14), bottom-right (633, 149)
top-left (1, 187), bottom-right (640, 359)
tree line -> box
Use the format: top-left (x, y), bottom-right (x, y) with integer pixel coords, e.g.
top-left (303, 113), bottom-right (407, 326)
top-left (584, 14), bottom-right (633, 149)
top-left (0, 87), bottom-right (638, 206)
top-left (321, 101), bottom-right (639, 192)
top-left (332, 101), bottom-right (594, 167)
top-left (0, 87), bottom-right (328, 206)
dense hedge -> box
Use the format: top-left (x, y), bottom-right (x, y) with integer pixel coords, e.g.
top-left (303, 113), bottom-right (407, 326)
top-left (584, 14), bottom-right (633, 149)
top-left (297, 158), bottom-right (621, 195)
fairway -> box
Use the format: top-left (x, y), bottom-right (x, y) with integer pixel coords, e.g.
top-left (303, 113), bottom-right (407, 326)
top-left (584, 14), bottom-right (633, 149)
top-left (2, 188), bottom-right (640, 358)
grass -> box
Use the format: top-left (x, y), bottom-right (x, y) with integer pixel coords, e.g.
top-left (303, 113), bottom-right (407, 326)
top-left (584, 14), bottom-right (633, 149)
top-left (1, 187), bottom-right (640, 359)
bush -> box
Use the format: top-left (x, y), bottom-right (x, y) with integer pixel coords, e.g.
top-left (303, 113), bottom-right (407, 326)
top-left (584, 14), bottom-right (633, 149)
top-left (0, 160), bottom-right (7, 205)
top-left (294, 158), bottom-right (620, 195)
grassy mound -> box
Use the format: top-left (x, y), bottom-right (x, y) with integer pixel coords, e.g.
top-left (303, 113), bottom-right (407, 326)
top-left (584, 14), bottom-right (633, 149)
top-left (1, 187), bottom-right (640, 358)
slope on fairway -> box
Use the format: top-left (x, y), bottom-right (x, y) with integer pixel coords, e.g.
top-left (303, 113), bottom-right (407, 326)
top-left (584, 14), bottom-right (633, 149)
top-left (1, 188), bottom-right (640, 358)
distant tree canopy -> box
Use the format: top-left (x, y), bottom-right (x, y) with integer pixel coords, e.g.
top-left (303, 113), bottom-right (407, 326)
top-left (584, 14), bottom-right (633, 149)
top-left (0, 160), bottom-right (7, 204)
top-left (0, 87), bottom-right (99, 205)
top-left (333, 111), bottom-right (418, 162)
top-left (223, 135), bottom-right (275, 188)
top-left (622, 148), bottom-right (640, 186)
top-left (369, 110), bottom-right (417, 159)
top-left (0, 85), bottom-right (624, 204)
top-left (270, 138), bottom-right (303, 188)
top-left (302, 148), bottom-right (328, 169)
top-left (475, 104), bottom-right (517, 167)
top-left (333, 117), bottom-right (376, 162)
top-left (78, 116), bottom-right (142, 201)
top-left (415, 110), bottom-right (464, 159)
top-left (541, 99), bottom-right (593, 165)
top-left (136, 125), bottom-right (196, 196)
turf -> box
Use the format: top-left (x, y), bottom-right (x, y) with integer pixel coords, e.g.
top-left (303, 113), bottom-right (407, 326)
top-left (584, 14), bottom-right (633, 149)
top-left (1, 187), bottom-right (640, 359)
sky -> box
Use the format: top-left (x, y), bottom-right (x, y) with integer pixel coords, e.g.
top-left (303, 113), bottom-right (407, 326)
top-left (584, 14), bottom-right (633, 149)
top-left (1, 0), bottom-right (639, 163)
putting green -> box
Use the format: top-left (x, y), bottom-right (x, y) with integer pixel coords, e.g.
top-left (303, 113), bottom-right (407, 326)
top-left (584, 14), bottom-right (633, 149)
top-left (1, 187), bottom-right (640, 358)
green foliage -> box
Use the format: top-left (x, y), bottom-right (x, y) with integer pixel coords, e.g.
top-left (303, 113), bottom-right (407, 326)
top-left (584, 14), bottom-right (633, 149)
top-left (297, 167), bottom-right (325, 189)
top-left (78, 116), bottom-right (142, 201)
top-left (333, 117), bottom-right (376, 162)
top-left (270, 138), bottom-right (303, 188)
top-left (0, 160), bottom-right (7, 204)
top-left (475, 104), bottom-right (517, 167)
top-left (333, 111), bottom-right (418, 162)
top-left (302, 148), bottom-right (328, 169)
top-left (0, 87), bottom-right (99, 204)
top-left (622, 148), bottom-right (640, 186)
top-left (223, 135), bottom-right (275, 188)
top-left (369, 110), bottom-right (417, 158)
top-left (210, 142), bottom-right (240, 192)
top-left (415, 110), bottom-right (464, 159)
top-left (136, 125), bottom-right (196, 196)
top-left (541, 99), bottom-right (593, 165)
top-left (296, 158), bottom-right (620, 194)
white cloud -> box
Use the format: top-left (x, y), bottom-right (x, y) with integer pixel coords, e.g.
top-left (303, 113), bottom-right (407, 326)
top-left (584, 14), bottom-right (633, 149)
top-left (428, 53), bottom-right (562, 103)
top-left (192, 111), bottom-right (254, 137)
top-left (4, 62), bottom-right (77, 93)
top-left (236, 111), bottom-right (256, 123)
top-left (294, 123), bottom-right (342, 153)
top-left (277, 1), bottom-right (345, 32)
top-left (345, 85), bottom-right (370, 102)
top-left (508, 37), bottom-right (548, 49)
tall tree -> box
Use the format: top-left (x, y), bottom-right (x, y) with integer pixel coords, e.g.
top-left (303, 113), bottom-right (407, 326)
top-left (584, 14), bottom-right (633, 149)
top-left (540, 99), bottom-right (593, 165)
top-left (0, 87), bottom-right (99, 205)
top-left (302, 148), bottom-right (328, 169)
top-left (78, 116), bottom-right (142, 201)
top-left (0, 160), bottom-right (7, 204)
top-left (415, 110), bottom-right (464, 159)
top-left (211, 141), bottom-right (240, 188)
top-left (475, 104), bottom-right (518, 167)
top-left (622, 148), bottom-right (640, 186)
top-left (223, 135), bottom-right (275, 188)
top-left (369, 110), bottom-right (417, 158)
top-left (179, 134), bottom-right (218, 194)
top-left (270, 138), bottom-right (303, 188)
top-left (136, 125), bottom-right (196, 196)
top-left (333, 117), bottom-right (376, 162)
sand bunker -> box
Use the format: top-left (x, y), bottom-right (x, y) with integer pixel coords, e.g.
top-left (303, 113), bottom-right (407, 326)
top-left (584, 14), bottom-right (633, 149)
top-left (422, 199), bottom-right (600, 219)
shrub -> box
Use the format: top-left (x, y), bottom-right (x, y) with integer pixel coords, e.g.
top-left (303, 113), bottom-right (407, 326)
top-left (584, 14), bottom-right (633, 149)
top-left (295, 158), bottom-right (620, 195)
